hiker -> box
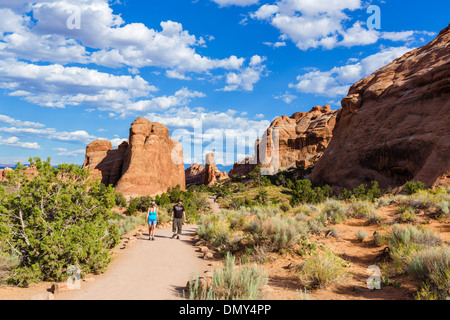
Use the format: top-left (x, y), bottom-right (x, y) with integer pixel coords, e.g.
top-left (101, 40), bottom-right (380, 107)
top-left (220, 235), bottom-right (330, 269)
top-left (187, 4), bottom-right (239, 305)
top-left (146, 201), bottom-right (158, 241)
top-left (171, 199), bottom-right (186, 239)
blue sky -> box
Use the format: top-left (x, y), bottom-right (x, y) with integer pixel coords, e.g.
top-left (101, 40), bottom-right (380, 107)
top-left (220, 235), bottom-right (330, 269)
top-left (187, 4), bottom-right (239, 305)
top-left (0, 0), bottom-right (447, 169)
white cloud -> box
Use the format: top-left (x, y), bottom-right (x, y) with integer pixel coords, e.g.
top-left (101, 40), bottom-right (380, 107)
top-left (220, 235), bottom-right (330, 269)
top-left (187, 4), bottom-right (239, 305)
top-left (0, 1), bottom-right (246, 76)
top-left (128, 88), bottom-right (205, 112)
top-left (145, 106), bottom-right (270, 166)
top-left (0, 136), bottom-right (40, 149)
top-left (0, 126), bottom-right (99, 145)
top-left (54, 148), bottom-right (85, 157)
top-left (250, 0), bottom-right (433, 51)
top-left (211, 0), bottom-right (260, 7)
top-left (274, 92), bottom-right (297, 104)
top-left (263, 41), bottom-right (287, 48)
top-left (0, 114), bottom-right (45, 128)
top-left (250, 4), bottom-right (279, 19)
top-left (290, 46), bottom-right (413, 97)
top-left (220, 55), bottom-right (267, 92)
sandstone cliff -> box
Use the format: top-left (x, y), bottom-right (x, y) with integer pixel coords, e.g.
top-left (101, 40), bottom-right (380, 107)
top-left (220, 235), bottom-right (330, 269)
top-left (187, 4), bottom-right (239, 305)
top-left (83, 117), bottom-right (186, 196)
top-left (185, 163), bottom-right (205, 186)
top-left (311, 24), bottom-right (450, 189)
top-left (229, 105), bottom-right (338, 176)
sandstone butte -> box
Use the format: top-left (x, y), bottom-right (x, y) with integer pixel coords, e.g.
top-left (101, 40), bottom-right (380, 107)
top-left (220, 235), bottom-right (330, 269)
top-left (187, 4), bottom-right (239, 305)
top-left (83, 117), bottom-right (186, 197)
top-left (311, 24), bottom-right (450, 189)
top-left (185, 153), bottom-right (229, 186)
top-left (228, 105), bottom-right (338, 177)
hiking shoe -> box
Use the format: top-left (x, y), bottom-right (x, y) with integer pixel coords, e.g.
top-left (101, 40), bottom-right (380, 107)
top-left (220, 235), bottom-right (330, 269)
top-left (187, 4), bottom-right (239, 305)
top-left (171, 234), bottom-right (176, 239)
top-left (152, 237), bottom-right (155, 241)
top-left (177, 235), bottom-right (180, 240)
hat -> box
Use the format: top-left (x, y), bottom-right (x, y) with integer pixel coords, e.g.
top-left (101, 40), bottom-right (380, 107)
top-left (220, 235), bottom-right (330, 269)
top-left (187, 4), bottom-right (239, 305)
top-left (151, 201), bottom-right (156, 205)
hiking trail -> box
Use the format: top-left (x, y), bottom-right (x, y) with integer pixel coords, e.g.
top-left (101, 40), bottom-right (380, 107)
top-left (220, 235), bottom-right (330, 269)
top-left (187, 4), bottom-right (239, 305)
top-left (57, 225), bottom-right (209, 300)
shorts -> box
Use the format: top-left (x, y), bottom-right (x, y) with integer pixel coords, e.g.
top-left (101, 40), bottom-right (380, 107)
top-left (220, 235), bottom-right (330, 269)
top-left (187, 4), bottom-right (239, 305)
top-left (148, 219), bottom-right (157, 226)
top-left (172, 218), bottom-right (183, 234)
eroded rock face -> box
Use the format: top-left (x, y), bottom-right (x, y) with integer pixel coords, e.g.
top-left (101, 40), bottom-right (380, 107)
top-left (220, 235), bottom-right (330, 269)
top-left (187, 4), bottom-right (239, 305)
top-left (257, 105), bottom-right (337, 172)
top-left (229, 105), bottom-right (338, 176)
top-left (185, 163), bottom-right (205, 186)
top-left (311, 25), bottom-right (450, 189)
top-left (204, 153), bottom-right (217, 187)
top-left (228, 156), bottom-right (257, 178)
top-left (0, 167), bottom-right (12, 181)
top-left (83, 140), bottom-right (128, 186)
top-left (185, 155), bottom-right (229, 186)
top-left (83, 117), bottom-right (186, 196)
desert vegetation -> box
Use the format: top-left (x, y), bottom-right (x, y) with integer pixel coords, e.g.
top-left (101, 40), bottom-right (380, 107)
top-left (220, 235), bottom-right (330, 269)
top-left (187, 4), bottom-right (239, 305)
top-left (196, 166), bottom-right (449, 300)
top-left (0, 158), bottom-right (213, 288)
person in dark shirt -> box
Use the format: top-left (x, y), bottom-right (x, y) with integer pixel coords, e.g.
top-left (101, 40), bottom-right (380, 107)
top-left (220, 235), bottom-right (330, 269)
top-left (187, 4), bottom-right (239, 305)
top-left (171, 199), bottom-right (186, 239)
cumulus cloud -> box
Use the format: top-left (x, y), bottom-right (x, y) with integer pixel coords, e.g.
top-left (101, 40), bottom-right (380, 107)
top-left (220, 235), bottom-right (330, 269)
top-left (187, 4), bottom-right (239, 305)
top-left (0, 136), bottom-right (40, 149)
top-left (144, 106), bottom-right (270, 165)
top-left (127, 88), bottom-right (205, 112)
top-left (0, 1), bottom-right (245, 75)
top-left (250, 0), bottom-right (433, 51)
top-left (220, 55), bottom-right (267, 92)
top-left (289, 46), bottom-right (413, 97)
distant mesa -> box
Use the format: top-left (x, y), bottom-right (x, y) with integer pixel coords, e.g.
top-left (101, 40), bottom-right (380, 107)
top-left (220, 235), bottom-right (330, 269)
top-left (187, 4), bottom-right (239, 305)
top-left (83, 117), bottom-right (186, 197)
top-left (311, 23), bottom-right (450, 189)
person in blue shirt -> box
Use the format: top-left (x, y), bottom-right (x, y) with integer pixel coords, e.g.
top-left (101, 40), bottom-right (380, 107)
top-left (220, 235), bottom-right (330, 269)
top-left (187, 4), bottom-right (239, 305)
top-left (146, 201), bottom-right (158, 241)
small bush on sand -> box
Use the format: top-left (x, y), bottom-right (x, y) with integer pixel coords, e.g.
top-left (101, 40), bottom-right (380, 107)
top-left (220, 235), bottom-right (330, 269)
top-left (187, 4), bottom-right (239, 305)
top-left (408, 247), bottom-right (450, 300)
top-left (355, 230), bottom-right (368, 242)
top-left (298, 250), bottom-right (347, 289)
top-left (188, 253), bottom-right (268, 300)
top-left (197, 213), bottom-right (231, 247)
top-left (389, 225), bottom-right (442, 273)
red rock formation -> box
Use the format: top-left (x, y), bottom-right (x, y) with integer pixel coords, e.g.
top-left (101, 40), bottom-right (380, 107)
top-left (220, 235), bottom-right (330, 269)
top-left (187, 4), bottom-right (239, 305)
top-left (83, 117), bottom-right (186, 196)
top-left (312, 24), bottom-right (450, 189)
top-left (185, 163), bottom-right (205, 186)
top-left (228, 156), bottom-right (257, 178)
top-left (204, 153), bottom-right (217, 187)
top-left (0, 167), bottom-right (12, 181)
top-left (202, 153), bottom-right (229, 186)
top-left (229, 105), bottom-right (337, 176)
top-left (83, 140), bottom-right (128, 186)
top-left (185, 157), bottom-right (229, 186)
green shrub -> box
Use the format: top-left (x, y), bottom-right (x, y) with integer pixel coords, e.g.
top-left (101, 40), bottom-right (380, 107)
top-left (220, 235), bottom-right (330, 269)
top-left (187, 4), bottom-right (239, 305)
top-left (188, 253), bottom-right (268, 300)
top-left (113, 213), bottom-right (146, 236)
top-left (197, 213), bottom-right (231, 247)
top-left (404, 181), bottom-right (427, 195)
top-left (126, 201), bottom-right (138, 216)
top-left (0, 250), bottom-right (19, 285)
top-left (0, 158), bottom-right (120, 286)
top-left (255, 188), bottom-right (269, 205)
top-left (230, 197), bottom-right (245, 210)
top-left (389, 225), bottom-right (442, 273)
top-left (298, 251), bottom-right (347, 289)
top-left (279, 202), bottom-right (291, 213)
top-left (322, 200), bottom-right (348, 224)
top-left (114, 193), bottom-right (127, 209)
top-left (408, 247), bottom-right (450, 300)
top-left (397, 205), bottom-right (417, 223)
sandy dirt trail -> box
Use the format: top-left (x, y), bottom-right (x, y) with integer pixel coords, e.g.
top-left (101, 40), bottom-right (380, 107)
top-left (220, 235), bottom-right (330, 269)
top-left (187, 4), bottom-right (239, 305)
top-left (57, 225), bottom-right (209, 300)
top-left (208, 196), bottom-right (221, 213)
